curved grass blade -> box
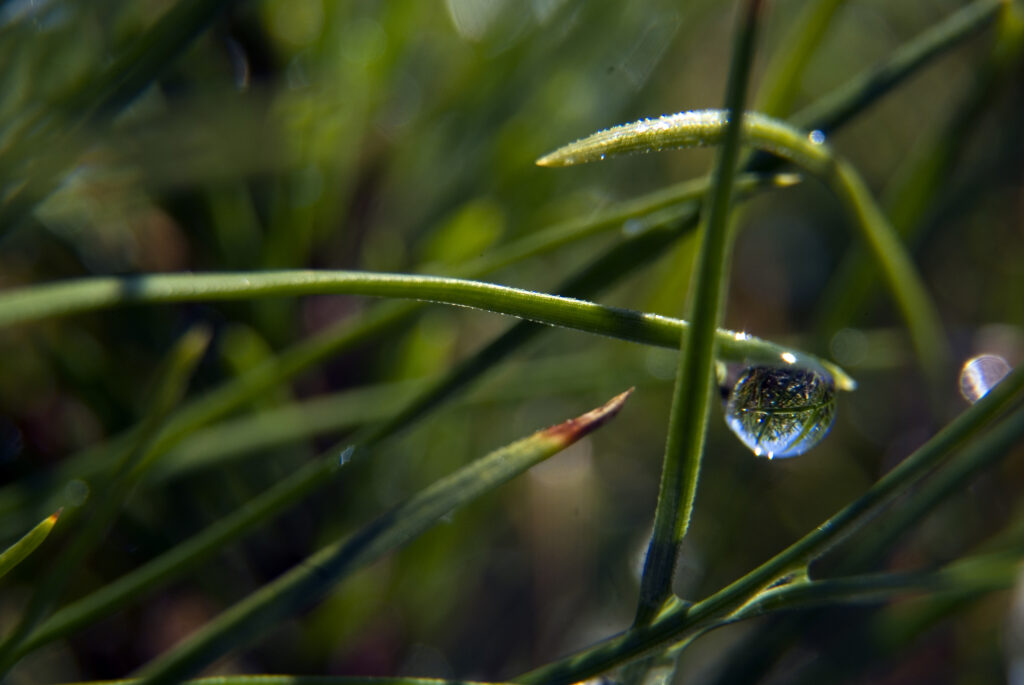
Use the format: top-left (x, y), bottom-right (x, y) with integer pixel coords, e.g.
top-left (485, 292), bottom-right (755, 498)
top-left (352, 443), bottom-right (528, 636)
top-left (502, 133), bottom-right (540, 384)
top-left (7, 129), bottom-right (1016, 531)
top-left (537, 108), bottom-right (948, 377)
top-left (0, 270), bottom-right (856, 390)
top-left (0, 511), bottom-right (60, 582)
top-left (131, 390), bottom-right (632, 685)
top-left (0, 326), bottom-right (211, 675)
top-left (634, 0), bottom-right (764, 626)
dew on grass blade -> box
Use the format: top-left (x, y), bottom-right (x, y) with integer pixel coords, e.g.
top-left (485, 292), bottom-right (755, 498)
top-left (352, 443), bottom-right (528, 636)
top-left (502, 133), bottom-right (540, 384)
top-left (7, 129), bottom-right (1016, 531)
top-left (959, 354), bottom-right (1012, 404)
top-left (724, 365), bottom-right (836, 459)
top-left (338, 445), bottom-right (355, 467)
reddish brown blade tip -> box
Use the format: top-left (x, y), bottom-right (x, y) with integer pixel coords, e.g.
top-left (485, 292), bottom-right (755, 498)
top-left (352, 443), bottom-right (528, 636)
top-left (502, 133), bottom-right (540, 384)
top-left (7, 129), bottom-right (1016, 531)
top-left (541, 387), bottom-right (634, 445)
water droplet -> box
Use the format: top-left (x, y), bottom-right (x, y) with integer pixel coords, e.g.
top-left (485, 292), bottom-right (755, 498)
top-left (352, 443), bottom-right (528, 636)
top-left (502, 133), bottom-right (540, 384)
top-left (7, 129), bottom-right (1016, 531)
top-left (808, 130), bottom-right (826, 145)
top-left (959, 354), bottom-right (1012, 404)
top-left (724, 366), bottom-right (836, 459)
top-left (339, 445), bottom-right (355, 466)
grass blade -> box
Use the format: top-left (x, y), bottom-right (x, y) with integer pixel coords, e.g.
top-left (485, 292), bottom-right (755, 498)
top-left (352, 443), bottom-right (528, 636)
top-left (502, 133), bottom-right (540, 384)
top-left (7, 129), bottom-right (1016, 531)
top-left (0, 511), bottom-right (60, 582)
top-left (634, 0), bottom-right (765, 626)
top-left (0, 270), bottom-right (854, 388)
top-left (537, 108), bottom-right (949, 376)
top-left (754, 0), bottom-right (844, 118)
top-left (790, 0), bottom-right (1005, 133)
top-left (131, 390), bottom-right (632, 685)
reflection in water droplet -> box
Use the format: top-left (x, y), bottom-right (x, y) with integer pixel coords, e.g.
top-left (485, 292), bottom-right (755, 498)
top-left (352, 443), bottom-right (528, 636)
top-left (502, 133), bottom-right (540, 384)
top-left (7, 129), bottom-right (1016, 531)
top-left (959, 354), bottom-right (1011, 404)
top-left (339, 445), bottom-right (355, 467)
top-left (808, 130), bottom-right (826, 145)
top-left (724, 366), bottom-right (836, 459)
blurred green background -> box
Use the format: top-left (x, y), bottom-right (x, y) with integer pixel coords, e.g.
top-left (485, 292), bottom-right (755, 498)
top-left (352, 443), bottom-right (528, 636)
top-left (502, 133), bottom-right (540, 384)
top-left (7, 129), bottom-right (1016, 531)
top-left (0, 0), bottom-right (1022, 682)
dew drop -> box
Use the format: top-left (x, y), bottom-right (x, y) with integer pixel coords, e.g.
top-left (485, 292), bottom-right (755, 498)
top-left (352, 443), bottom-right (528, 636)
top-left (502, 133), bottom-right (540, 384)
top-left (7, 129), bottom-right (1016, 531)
top-left (724, 366), bottom-right (836, 459)
top-left (63, 479), bottom-right (90, 507)
top-left (959, 354), bottom-right (1011, 404)
top-left (808, 130), bottom-right (826, 145)
top-left (339, 445), bottom-right (356, 466)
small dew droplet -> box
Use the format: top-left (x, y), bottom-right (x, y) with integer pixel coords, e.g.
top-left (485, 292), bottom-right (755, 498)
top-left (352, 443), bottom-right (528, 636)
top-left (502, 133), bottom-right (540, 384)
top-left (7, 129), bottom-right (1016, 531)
top-left (808, 130), bottom-right (826, 145)
top-left (64, 479), bottom-right (90, 507)
top-left (959, 354), bottom-right (1012, 404)
top-left (724, 366), bottom-right (836, 459)
top-left (339, 445), bottom-right (355, 466)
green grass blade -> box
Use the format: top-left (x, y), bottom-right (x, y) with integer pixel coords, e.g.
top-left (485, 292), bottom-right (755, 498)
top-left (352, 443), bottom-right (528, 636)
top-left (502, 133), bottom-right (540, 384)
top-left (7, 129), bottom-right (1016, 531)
top-left (789, 0), bottom-right (1005, 133)
top-left (517, 366), bottom-right (1024, 684)
top-left (455, 172), bottom-right (798, 277)
top-left (0, 511), bottom-right (60, 582)
top-left (537, 108), bottom-right (949, 376)
top-left (634, 0), bottom-right (764, 626)
top-left (0, 270), bottom-right (854, 389)
top-left (14, 455), bottom-right (340, 662)
top-left (0, 326), bottom-right (211, 675)
top-left (131, 390), bottom-right (632, 685)
top-left (826, 158), bottom-right (949, 376)
top-left (754, 0), bottom-right (844, 118)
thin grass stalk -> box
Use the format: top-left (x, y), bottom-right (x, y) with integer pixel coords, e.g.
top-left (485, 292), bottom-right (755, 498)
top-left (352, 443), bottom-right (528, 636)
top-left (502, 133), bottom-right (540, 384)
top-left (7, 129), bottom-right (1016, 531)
top-left (754, 0), bottom-right (845, 118)
top-left (517, 368), bottom-right (1024, 683)
top-left (788, 0), bottom-right (1005, 134)
top-left (634, 0), bottom-right (764, 626)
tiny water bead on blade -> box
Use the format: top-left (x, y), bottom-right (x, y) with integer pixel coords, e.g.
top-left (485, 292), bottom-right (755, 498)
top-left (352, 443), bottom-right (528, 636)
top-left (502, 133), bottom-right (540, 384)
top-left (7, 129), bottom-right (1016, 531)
top-left (959, 354), bottom-right (1012, 404)
top-left (724, 366), bottom-right (837, 459)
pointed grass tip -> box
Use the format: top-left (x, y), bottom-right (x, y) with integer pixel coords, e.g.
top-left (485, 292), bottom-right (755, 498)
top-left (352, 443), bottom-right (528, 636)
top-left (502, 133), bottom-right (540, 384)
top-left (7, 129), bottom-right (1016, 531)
top-left (541, 387), bottom-right (634, 445)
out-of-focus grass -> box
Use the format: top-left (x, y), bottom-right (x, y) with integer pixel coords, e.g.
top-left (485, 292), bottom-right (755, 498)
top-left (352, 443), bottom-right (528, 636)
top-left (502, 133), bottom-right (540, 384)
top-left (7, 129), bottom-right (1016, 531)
top-left (0, 1), bottom-right (1021, 683)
